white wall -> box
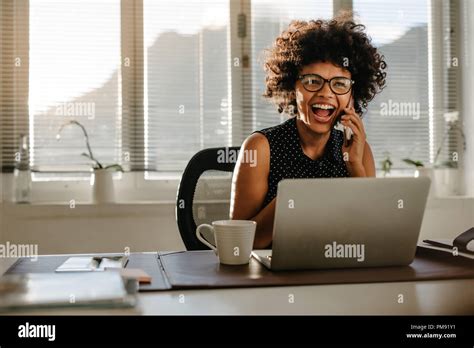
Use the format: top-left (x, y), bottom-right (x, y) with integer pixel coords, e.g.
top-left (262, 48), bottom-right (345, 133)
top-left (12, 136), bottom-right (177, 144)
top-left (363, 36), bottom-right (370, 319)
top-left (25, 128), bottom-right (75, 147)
top-left (461, 0), bottom-right (474, 196)
top-left (0, 172), bottom-right (187, 255)
top-left (0, 202), bottom-right (185, 255)
top-left (1, 193), bottom-right (473, 256)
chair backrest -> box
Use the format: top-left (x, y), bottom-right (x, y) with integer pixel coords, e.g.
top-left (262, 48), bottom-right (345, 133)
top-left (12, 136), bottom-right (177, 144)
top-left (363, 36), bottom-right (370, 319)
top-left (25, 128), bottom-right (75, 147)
top-left (176, 147), bottom-right (240, 250)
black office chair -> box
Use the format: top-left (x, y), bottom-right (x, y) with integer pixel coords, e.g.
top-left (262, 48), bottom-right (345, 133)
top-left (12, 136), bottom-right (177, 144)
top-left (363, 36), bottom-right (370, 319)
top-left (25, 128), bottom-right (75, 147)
top-left (176, 146), bottom-right (240, 250)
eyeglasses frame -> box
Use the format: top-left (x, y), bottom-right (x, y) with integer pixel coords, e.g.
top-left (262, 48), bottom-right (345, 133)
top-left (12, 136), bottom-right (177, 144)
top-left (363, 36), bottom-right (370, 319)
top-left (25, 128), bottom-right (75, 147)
top-left (297, 73), bottom-right (354, 95)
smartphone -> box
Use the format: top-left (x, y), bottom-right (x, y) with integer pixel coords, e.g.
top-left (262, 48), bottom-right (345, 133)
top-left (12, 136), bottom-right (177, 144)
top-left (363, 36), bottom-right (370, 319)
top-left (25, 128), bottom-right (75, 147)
top-left (334, 94), bottom-right (354, 147)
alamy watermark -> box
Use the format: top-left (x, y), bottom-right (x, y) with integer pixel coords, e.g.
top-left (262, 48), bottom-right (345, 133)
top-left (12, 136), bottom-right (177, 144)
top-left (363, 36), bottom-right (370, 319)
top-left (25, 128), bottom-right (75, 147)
top-left (55, 102), bottom-right (95, 120)
top-left (324, 241), bottom-right (365, 262)
top-left (380, 99), bottom-right (420, 120)
top-left (217, 147), bottom-right (257, 167)
top-left (0, 241), bottom-right (38, 261)
top-left (18, 322), bottom-right (55, 341)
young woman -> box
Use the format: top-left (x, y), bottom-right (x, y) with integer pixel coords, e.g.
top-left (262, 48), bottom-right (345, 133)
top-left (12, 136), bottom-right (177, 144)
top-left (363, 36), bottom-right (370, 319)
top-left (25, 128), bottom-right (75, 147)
top-left (230, 13), bottom-right (387, 249)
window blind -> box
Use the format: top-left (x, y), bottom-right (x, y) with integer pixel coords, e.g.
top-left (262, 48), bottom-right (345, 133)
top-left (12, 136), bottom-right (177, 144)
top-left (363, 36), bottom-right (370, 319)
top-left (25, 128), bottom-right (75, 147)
top-left (249, 0), bottom-right (333, 133)
top-left (0, 0), bottom-right (122, 175)
top-left (0, 0), bottom-right (29, 172)
top-left (438, 0), bottom-right (463, 168)
top-left (249, 0), bottom-right (458, 171)
top-left (0, 0), bottom-right (462, 177)
top-left (30, 0), bottom-right (122, 175)
top-left (143, 0), bottom-right (231, 174)
top-left (353, 0), bottom-right (459, 169)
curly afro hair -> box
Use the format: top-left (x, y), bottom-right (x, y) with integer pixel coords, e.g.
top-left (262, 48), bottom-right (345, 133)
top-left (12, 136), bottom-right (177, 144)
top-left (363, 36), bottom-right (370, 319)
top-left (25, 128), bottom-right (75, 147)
top-left (262, 11), bottom-right (387, 116)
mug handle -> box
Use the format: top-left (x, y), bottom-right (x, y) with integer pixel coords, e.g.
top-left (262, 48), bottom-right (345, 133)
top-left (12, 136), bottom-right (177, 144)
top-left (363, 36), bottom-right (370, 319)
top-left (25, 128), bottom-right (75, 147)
top-left (196, 224), bottom-right (218, 253)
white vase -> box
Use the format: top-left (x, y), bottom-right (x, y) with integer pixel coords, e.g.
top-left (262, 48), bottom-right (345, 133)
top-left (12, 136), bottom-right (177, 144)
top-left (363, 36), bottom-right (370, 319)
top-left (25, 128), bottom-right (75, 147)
top-left (414, 167), bottom-right (434, 197)
top-left (433, 168), bottom-right (460, 197)
top-left (91, 169), bottom-right (115, 204)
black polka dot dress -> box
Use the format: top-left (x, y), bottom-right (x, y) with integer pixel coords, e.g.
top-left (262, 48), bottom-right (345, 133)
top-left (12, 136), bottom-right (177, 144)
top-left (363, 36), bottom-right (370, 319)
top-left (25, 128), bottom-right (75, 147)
top-left (254, 116), bottom-right (350, 208)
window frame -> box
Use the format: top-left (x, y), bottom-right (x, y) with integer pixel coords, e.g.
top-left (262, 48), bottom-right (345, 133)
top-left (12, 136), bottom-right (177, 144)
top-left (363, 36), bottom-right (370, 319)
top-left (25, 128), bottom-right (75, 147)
top-left (0, 0), bottom-right (30, 173)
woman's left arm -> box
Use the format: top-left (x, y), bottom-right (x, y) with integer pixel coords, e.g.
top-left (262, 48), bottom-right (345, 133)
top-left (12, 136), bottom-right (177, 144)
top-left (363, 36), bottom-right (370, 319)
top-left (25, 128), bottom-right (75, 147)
top-left (340, 107), bottom-right (376, 177)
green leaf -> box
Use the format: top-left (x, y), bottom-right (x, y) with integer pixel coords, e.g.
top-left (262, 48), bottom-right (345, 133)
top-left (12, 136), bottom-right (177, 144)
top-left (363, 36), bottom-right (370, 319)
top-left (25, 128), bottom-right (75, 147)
top-left (81, 152), bottom-right (92, 159)
top-left (81, 153), bottom-right (102, 169)
top-left (381, 158), bottom-right (392, 173)
top-left (402, 158), bottom-right (424, 167)
top-left (103, 164), bottom-right (124, 172)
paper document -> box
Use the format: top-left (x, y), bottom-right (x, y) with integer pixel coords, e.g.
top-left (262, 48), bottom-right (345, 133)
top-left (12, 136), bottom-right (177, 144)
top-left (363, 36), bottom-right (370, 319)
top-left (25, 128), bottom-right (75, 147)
top-left (55, 256), bottom-right (128, 272)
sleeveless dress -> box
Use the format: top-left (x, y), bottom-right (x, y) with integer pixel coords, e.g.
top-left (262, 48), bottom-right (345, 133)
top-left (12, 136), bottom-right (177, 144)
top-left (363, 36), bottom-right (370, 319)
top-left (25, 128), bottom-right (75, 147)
top-left (254, 116), bottom-right (350, 208)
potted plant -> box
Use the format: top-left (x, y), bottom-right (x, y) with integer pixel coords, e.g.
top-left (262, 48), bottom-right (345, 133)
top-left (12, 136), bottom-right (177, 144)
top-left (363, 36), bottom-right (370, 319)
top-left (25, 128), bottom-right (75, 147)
top-left (402, 158), bottom-right (434, 197)
top-left (380, 152), bottom-right (392, 177)
top-left (432, 111), bottom-right (466, 196)
top-left (57, 120), bottom-right (123, 203)
top-left (402, 111), bottom-right (466, 196)
top-left (401, 158), bottom-right (431, 178)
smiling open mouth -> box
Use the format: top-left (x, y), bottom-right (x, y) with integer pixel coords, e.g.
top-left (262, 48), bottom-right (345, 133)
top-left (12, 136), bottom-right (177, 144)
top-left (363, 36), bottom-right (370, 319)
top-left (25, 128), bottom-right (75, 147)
top-left (311, 103), bottom-right (336, 123)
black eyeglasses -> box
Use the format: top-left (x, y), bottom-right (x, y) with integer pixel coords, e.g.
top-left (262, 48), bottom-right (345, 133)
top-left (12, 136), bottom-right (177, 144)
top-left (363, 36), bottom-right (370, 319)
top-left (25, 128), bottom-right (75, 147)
top-left (298, 74), bottom-right (354, 95)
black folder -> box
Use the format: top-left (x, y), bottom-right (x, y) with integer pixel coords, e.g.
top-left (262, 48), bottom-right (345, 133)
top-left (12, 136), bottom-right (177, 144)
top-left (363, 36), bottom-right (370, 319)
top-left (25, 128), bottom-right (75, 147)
top-left (423, 227), bottom-right (474, 255)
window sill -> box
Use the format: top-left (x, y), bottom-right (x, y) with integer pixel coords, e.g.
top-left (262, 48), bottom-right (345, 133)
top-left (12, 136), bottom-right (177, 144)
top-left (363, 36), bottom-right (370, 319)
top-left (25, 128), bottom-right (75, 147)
top-left (1, 200), bottom-right (175, 220)
top-left (0, 199), bottom-right (231, 221)
top-left (2, 172), bottom-right (472, 207)
top-left (4, 198), bottom-right (230, 206)
top-left (2, 172), bottom-right (182, 204)
top-left (6, 200), bottom-right (177, 206)
top-left (2, 195), bottom-right (471, 207)
top-left (1, 172), bottom-right (233, 204)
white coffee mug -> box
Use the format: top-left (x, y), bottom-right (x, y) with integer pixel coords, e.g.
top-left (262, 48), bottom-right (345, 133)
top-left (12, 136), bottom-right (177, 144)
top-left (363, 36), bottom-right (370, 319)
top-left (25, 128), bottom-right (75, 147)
top-left (196, 220), bottom-right (256, 265)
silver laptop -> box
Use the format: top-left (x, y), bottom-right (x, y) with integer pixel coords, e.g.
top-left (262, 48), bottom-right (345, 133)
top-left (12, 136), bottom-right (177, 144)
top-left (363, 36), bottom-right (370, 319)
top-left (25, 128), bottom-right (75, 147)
top-left (252, 177), bottom-right (430, 271)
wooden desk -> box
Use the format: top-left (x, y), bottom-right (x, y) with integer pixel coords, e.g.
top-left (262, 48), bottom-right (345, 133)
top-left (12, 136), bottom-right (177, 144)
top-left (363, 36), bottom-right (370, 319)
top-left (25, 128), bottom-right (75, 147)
top-left (136, 279), bottom-right (474, 315)
top-left (2, 253), bottom-right (473, 315)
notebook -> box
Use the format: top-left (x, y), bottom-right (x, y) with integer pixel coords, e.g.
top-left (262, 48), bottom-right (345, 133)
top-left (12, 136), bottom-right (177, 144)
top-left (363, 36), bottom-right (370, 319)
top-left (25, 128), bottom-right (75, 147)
top-left (0, 271), bottom-right (136, 312)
